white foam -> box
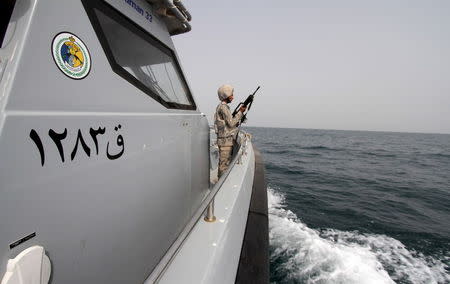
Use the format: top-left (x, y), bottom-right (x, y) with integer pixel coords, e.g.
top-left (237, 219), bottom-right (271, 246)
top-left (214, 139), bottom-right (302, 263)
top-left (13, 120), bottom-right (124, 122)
top-left (268, 188), bottom-right (450, 284)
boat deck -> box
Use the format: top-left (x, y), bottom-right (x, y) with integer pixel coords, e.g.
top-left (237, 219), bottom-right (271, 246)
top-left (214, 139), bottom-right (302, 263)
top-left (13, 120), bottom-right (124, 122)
top-left (153, 131), bottom-right (256, 283)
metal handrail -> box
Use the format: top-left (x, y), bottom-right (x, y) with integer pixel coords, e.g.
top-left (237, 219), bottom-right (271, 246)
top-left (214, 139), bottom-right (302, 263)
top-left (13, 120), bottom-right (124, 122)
top-left (146, 131), bottom-right (248, 283)
top-left (205, 132), bottom-right (248, 221)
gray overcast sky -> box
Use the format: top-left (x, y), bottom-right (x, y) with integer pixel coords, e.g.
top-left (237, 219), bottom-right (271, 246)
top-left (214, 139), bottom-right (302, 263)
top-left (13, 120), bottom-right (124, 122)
top-left (173, 0), bottom-right (450, 134)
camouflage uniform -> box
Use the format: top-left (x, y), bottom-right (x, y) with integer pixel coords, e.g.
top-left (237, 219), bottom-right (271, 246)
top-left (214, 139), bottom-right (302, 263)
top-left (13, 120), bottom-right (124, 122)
top-left (214, 102), bottom-right (243, 177)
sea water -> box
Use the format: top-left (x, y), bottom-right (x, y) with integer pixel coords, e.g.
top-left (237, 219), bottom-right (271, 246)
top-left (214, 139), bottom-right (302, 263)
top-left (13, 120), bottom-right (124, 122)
top-left (247, 127), bottom-right (450, 284)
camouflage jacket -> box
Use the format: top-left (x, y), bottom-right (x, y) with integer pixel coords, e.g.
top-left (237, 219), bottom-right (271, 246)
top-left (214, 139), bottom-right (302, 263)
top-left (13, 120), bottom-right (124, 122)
top-left (214, 102), bottom-right (243, 147)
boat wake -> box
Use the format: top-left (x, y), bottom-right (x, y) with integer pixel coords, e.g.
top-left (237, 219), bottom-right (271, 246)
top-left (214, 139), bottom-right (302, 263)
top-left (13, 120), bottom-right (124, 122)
top-left (268, 188), bottom-right (449, 284)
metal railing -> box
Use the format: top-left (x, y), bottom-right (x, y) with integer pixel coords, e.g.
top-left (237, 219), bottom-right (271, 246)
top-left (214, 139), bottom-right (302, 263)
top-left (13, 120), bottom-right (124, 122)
top-left (146, 131), bottom-right (249, 283)
top-left (204, 132), bottom-right (250, 222)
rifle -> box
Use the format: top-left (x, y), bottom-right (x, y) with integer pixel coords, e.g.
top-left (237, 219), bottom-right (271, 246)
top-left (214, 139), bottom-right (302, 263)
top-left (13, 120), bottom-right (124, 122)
top-left (232, 86), bottom-right (260, 124)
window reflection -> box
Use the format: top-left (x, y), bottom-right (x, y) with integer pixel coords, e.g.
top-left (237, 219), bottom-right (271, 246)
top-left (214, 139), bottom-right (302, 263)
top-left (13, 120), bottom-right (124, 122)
top-left (95, 8), bottom-right (191, 106)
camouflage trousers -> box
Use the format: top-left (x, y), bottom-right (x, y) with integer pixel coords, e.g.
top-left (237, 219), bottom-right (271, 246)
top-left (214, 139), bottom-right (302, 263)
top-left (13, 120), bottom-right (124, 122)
top-left (218, 146), bottom-right (233, 178)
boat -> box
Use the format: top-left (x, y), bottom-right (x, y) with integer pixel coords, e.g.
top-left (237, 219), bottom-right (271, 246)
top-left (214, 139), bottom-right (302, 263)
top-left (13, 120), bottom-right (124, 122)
top-left (0, 0), bottom-right (268, 283)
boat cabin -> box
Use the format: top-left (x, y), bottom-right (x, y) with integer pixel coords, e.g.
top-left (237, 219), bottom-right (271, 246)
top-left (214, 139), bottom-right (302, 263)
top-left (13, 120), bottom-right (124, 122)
top-left (0, 1), bottom-right (266, 283)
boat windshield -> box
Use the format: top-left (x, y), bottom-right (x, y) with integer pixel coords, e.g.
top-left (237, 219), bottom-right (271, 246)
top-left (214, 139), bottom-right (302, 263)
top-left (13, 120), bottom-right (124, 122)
top-left (0, 0), bottom-right (16, 48)
top-left (82, 0), bottom-right (196, 110)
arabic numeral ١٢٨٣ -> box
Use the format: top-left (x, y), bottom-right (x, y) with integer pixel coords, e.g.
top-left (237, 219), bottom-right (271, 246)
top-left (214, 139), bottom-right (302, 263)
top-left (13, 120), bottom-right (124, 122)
top-left (29, 125), bottom-right (125, 166)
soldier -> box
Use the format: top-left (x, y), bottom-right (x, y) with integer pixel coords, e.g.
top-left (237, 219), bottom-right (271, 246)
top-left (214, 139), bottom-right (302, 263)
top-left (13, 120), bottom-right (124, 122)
top-left (214, 84), bottom-right (246, 178)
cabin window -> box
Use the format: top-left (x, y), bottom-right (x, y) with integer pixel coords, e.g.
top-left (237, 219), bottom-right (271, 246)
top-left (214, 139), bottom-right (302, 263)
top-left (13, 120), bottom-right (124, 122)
top-left (0, 0), bottom-right (16, 48)
top-left (82, 0), bottom-right (196, 110)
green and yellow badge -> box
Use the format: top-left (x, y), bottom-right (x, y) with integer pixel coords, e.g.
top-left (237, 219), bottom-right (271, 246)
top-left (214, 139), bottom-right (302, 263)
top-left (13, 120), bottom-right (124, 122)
top-left (52, 32), bottom-right (91, 79)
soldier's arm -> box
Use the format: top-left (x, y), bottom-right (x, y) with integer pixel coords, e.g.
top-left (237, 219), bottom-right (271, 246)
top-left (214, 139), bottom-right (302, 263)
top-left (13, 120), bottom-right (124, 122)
top-left (220, 105), bottom-right (242, 127)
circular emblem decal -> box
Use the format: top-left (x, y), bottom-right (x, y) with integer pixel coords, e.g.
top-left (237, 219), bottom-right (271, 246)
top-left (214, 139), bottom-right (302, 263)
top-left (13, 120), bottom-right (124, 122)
top-left (52, 32), bottom-right (91, 79)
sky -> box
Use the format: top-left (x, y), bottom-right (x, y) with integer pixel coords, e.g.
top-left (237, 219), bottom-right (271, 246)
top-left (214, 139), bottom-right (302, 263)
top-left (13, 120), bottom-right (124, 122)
top-left (173, 0), bottom-right (450, 134)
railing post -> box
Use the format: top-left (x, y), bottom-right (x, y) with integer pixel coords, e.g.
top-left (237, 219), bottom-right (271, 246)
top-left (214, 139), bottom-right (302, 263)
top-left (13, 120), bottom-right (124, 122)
top-left (204, 199), bottom-right (216, 222)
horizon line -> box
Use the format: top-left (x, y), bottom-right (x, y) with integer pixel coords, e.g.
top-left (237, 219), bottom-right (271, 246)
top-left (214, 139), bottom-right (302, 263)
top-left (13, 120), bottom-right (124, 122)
top-left (242, 125), bottom-right (450, 135)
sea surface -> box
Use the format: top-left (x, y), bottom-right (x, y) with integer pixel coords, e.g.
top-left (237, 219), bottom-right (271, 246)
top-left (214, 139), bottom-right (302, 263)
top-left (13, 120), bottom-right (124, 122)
top-left (247, 127), bottom-right (450, 284)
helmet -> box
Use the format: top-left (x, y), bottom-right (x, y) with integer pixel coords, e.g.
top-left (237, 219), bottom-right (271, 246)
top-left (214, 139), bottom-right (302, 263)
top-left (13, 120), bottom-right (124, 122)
top-left (217, 84), bottom-right (234, 101)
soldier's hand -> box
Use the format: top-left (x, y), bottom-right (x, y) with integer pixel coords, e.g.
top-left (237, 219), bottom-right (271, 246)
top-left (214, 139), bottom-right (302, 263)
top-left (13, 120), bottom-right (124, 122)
top-left (240, 106), bottom-right (247, 113)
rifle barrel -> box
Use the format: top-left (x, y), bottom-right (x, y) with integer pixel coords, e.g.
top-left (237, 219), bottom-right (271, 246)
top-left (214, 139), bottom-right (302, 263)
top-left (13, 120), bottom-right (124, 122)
top-left (253, 86), bottom-right (260, 95)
